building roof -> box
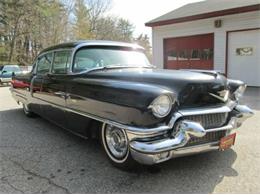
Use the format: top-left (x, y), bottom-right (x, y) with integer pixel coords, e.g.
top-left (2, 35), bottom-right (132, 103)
top-left (40, 40), bottom-right (144, 54)
top-left (146, 0), bottom-right (260, 27)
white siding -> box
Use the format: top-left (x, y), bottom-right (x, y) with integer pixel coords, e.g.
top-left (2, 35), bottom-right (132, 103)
top-left (152, 11), bottom-right (260, 72)
top-left (228, 29), bottom-right (260, 86)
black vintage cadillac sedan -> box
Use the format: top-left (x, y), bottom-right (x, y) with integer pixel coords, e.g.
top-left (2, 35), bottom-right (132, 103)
top-left (10, 40), bottom-right (253, 169)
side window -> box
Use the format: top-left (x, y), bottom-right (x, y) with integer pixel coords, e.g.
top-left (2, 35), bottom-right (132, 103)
top-left (37, 53), bottom-right (53, 75)
top-left (52, 51), bottom-right (71, 74)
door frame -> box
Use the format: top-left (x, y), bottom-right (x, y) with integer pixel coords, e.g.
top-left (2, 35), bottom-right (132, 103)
top-left (225, 27), bottom-right (260, 76)
top-left (163, 33), bottom-right (214, 70)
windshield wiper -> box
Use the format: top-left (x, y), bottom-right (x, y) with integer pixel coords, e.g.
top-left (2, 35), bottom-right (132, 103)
top-left (105, 64), bottom-right (154, 69)
top-left (79, 64), bottom-right (155, 74)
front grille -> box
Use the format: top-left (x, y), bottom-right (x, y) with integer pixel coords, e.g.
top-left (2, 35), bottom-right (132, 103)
top-left (183, 112), bottom-right (228, 129)
top-left (186, 130), bottom-right (226, 147)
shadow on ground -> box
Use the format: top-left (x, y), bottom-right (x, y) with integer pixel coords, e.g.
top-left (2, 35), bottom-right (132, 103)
top-left (0, 108), bottom-right (239, 193)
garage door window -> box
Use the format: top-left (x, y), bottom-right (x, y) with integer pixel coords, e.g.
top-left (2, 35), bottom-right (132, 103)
top-left (179, 50), bottom-right (189, 60)
top-left (201, 49), bottom-right (213, 60)
top-left (167, 50), bottom-right (177, 60)
top-left (191, 49), bottom-right (200, 60)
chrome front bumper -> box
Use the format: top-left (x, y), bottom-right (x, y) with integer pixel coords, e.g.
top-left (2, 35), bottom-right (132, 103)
top-left (128, 104), bottom-right (254, 165)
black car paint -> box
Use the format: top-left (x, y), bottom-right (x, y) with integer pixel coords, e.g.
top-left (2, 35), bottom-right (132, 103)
top-left (11, 41), bottom-right (235, 138)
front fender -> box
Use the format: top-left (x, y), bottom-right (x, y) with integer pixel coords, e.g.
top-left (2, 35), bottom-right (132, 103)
top-left (66, 77), bottom-right (176, 126)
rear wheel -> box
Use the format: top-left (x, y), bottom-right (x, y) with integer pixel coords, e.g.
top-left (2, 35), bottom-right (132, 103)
top-left (101, 123), bottom-right (138, 170)
top-left (22, 103), bottom-right (36, 117)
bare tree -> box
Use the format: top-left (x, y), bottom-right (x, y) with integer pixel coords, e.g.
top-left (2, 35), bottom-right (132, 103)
top-left (86, 0), bottom-right (112, 33)
top-left (0, 0), bottom-right (151, 66)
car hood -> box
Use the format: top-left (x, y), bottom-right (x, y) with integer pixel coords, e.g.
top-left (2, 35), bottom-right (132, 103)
top-left (87, 68), bottom-right (229, 108)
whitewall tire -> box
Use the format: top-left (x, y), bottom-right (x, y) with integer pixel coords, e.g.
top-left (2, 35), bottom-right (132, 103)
top-left (101, 123), bottom-right (137, 169)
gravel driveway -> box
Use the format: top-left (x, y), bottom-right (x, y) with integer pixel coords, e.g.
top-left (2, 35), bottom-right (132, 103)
top-left (0, 86), bottom-right (260, 193)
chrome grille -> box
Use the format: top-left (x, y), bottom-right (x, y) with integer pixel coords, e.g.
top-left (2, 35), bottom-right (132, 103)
top-left (185, 130), bottom-right (226, 147)
top-left (183, 112), bottom-right (228, 129)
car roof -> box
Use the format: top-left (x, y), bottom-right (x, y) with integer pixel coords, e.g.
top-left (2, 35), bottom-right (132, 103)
top-left (40, 40), bottom-right (144, 54)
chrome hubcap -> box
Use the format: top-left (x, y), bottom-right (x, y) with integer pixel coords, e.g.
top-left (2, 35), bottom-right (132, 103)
top-left (105, 125), bottom-right (128, 159)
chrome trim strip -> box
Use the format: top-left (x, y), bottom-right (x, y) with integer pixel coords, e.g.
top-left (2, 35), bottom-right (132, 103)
top-left (130, 141), bottom-right (220, 165)
top-left (21, 97), bottom-right (170, 135)
top-left (206, 124), bottom-right (233, 132)
top-left (170, 141), bottom-right (220, 158)
top-left (179, 102), bottom-right (236, 116)
top-left (174, 141), bottom-right (219, 152)
top-left (10, 89), bottom-right (241, 137)
top-left (11, 90), bottom-right (239, 137)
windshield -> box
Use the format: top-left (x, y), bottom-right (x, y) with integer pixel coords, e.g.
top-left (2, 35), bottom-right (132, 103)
top-left (73, 47), bottom-right (151, 73)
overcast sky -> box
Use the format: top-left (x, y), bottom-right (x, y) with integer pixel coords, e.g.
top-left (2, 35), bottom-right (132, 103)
top-left (107, 0), bottom-right (204, 39)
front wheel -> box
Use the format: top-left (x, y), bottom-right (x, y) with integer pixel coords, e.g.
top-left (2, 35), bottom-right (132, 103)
top-left (101, 123), bottom-right (138, 170)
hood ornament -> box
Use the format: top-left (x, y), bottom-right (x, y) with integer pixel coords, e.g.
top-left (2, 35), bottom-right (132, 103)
top-left (209, 90), bottom-right (229, 102)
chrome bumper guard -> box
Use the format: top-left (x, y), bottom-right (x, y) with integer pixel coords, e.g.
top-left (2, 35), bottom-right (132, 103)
top-left (129, 105), bottom-right (253, 165)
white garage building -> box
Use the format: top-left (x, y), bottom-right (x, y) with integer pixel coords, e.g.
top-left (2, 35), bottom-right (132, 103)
top-left (146, 0), bottom-right (260, 86)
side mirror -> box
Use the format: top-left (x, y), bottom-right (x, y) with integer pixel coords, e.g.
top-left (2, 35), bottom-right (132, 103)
top-left (2, 70), bottom-right (7, 74)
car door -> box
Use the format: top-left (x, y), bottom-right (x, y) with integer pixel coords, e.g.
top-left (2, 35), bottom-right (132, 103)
top-left (40, 50), bottom-right (72, 128)
top-left (30, 52), bottom-right (53, 115)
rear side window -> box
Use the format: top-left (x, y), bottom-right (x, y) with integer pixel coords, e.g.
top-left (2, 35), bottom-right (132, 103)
top-left (37, 53), bottom-right (53, 75)
top-left (52, 51), bottom-right (71, 74)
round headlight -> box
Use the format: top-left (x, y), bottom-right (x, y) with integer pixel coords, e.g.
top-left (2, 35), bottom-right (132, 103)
top-left (234, 84), bottom-right (247, 100)
top-left (149, 95), bottom-right (173, 118)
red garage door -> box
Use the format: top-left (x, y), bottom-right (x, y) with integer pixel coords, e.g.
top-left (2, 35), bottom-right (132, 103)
top-left (164, 33), bottom-right (214, 70)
